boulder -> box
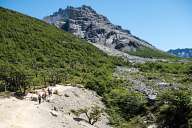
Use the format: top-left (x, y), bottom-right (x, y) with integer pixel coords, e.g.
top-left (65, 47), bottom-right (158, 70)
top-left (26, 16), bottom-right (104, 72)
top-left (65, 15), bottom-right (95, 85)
top-left (134, 84), bottom-right (157, 100)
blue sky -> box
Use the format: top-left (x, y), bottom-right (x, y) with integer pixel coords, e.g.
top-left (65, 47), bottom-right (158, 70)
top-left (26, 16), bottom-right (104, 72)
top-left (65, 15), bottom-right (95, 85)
top-left (1, 0), bottom-right (192, 51)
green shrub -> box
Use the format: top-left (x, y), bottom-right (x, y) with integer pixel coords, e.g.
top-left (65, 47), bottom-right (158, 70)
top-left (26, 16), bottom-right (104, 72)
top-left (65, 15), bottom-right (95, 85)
top-left (105, 87), bottom-right (147, 120)
top-left (71, 105), bottom-right (104, 125)
top-left (156, 89), bottom-right (192, 128)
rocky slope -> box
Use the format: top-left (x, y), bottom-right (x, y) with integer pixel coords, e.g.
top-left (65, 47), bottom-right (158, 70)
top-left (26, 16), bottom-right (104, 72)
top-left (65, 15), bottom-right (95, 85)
top-left (168, 48), bottom-right (192, 58)
top-left (43, 5), bottom-right (156, 53)
top-left (92, 43), bottom-right (169, 63)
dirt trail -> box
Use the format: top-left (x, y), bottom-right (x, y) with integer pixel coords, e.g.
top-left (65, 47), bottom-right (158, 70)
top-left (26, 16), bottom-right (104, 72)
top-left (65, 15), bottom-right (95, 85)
top-left (0, 85), bottom-right (110, 128)
top-left (0, 95), bottom-right (60, 128)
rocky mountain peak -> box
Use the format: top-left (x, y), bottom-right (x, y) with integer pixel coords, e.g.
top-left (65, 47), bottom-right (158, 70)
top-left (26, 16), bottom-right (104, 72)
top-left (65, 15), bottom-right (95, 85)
top-left (80, 5), bottom-right (96, 12)
top-left (44, 5), bottom-right (155, 52)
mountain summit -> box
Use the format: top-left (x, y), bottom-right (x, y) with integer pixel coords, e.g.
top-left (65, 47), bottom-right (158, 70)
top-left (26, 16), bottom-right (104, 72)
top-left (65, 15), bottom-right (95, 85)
top-left (43, 5), bottom-right (156, 53)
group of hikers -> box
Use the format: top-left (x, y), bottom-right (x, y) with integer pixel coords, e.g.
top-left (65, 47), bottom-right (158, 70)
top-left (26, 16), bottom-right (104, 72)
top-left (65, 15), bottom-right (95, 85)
top-left (38, 88), bottom-right (52, 104)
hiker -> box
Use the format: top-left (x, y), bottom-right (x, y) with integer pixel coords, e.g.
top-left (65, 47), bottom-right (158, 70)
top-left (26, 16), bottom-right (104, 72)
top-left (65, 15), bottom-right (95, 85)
top-left (48, 88), bottom-right (52, 96)
top-left (42, 92), bottom-right (47, 102)
top-left (38, 94), bottom-right (41, 104)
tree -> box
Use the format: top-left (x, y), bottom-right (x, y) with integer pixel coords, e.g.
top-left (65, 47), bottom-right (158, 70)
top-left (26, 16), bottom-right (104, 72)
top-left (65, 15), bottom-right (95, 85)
top-left (80, 65), bottom-right (88, 83)
top-left (105, 87), bottom-right (147, 119)
top-left (0, 63), bottom-right (32, 94)
top-left (157, 89), bottom-right (192, 128)
top-left (47, 68), bottom-right (63, 86)
top-left (71, 105), bottom-right (104, 125)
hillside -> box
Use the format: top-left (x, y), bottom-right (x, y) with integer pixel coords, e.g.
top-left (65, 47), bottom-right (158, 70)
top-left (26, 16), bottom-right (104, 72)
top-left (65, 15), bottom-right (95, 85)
top-left (168, 48), bottom-right (192, 58)
top-left (0, 7), bottom-right (125, 93)
top-left (0, 7), bottom-right (120, 127)
top-left (44, 5), bottom-right (173, 59)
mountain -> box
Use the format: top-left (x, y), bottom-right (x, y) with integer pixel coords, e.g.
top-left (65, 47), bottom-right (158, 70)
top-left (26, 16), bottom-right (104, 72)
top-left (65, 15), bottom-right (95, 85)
top-left (168, 48), bottom-right (192, 58)
top-left (44, 5), bottom-right (172, 59)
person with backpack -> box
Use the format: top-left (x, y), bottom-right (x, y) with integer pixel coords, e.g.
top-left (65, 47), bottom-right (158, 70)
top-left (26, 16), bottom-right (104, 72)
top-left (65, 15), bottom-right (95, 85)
top-left (38, 94), bottom-right (42, 104)
top-left (48, 88), bottom-right (52, 96)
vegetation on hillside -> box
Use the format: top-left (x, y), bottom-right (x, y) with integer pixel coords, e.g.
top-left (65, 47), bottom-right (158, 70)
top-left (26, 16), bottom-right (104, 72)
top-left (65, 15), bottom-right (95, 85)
top-left (125, 62), bottom-right (192, 128)
top-left (0, 7), bottom-right (126, 94)
top-left (128, 47), bottom-right (175, 59)
top-left (102, 61), bottom-right (192, 128)
top-left (156, 89), bottom-right (192, 128)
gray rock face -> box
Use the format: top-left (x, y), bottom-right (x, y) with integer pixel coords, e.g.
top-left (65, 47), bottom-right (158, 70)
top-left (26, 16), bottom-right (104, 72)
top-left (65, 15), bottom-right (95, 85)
top-left (44, 5), bottom-right (155, 52)
top-left (131, 79), bottom-right (157, 100)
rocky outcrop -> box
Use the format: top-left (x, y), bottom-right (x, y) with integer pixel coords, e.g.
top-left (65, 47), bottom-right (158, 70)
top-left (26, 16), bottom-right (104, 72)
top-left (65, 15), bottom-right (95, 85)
top-left (44, 5), bottom-right (156, 53)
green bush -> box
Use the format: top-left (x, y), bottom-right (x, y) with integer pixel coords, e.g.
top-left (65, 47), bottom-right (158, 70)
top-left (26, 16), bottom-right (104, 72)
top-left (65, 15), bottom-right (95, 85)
top-left (105, 87), bottom-right (147, 120)
top-left (156, 89), bottom-right (192, 128)
top-left (71, 105), bottom-right (104, 125)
